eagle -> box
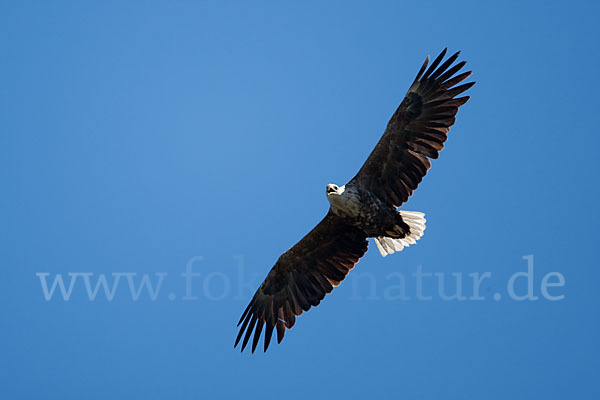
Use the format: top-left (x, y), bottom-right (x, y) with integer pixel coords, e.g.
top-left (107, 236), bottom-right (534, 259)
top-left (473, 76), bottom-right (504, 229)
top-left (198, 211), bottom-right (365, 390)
top-left (235, 49), bottom-right (474, 353)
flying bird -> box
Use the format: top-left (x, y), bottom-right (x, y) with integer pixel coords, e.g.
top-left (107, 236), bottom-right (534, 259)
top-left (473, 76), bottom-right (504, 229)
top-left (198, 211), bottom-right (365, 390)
top-left (235, 48), bottom-right (474, 353)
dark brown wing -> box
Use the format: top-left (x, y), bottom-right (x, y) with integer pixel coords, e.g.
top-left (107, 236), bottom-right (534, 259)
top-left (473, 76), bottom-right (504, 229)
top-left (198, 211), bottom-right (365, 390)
top-left (351, 48), bottom-right (475, 206)
top-left (234, 211), bottom-right (368, 353)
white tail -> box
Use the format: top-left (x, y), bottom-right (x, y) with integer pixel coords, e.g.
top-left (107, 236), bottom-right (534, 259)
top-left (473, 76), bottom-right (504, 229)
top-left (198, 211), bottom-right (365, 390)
top-left (374, 211), bottom-right (426, 257)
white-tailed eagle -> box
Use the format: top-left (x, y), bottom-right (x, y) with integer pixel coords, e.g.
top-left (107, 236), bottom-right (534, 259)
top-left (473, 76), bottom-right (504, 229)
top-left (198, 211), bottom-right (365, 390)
top-left (235, 49), bottom-right (474, 352)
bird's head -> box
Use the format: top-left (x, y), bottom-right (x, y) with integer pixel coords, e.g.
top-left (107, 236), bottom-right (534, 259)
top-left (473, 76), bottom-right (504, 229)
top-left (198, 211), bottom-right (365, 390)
top-left (326, 183), bottom-right (343, 197)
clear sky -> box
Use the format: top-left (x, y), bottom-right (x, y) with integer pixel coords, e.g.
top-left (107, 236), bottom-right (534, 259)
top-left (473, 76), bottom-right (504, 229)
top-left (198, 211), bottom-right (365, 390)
top-left (2, 1), bottom-right (598, 399)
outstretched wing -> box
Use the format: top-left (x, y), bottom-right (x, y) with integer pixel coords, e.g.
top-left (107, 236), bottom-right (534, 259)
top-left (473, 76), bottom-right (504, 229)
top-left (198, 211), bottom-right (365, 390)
top-left (351, 48), bottom-right (475, 207)
top-left (235, 211), bottom-right (368, 353)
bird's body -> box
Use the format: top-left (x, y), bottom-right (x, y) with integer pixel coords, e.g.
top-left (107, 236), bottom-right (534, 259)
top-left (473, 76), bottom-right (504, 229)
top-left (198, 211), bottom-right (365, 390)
top-left (326, 182), bottom-right (422, 248)
top-left (235, 49), bottom-right (475, 353)
top-left (326, 183), bottom-right (386, 232)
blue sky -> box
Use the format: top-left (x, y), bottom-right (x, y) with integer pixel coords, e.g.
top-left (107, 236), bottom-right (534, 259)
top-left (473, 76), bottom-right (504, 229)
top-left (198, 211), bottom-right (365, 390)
top-left (1, 1), bottom-right (599, 399)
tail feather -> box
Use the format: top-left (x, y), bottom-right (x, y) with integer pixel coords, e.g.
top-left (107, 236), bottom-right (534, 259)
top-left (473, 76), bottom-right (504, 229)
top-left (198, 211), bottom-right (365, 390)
top-left (374, 211), bottom-right (426, 257)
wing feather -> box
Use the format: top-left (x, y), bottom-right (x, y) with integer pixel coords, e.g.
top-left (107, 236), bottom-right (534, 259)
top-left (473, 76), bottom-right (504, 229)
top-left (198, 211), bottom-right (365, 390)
top-left (351, 49), bottom-right (475, 206)
top-left (234, 211), bottom-right (368, 352)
